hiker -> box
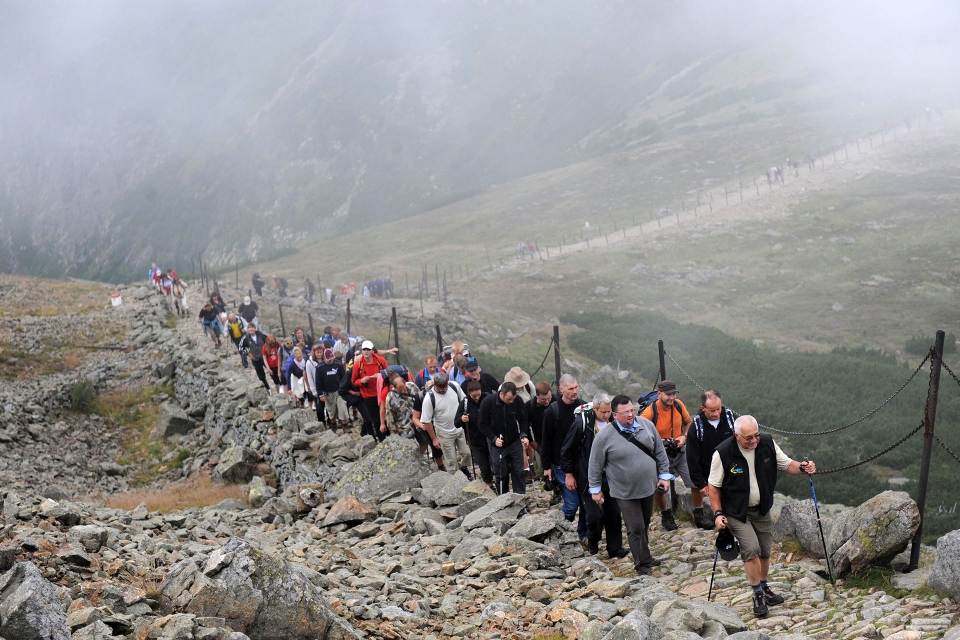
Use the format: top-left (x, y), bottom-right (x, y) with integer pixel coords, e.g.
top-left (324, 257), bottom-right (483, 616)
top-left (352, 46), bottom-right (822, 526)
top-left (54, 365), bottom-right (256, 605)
top-left (224, 313), bottom-right (247, 367)
top-left (239, 325), bottom-right (268, 390)
top-left (456, 380), bottom-right (492, 486)
top-left (292, 326), bottom-right (314, 350)
top-left (285, 347), bottom-right (307, 407)
top-left (420, 371), bottom-right (472, 476)
top-left (251, 272), bottom-right (265, 297)
top-left (640, 380), bottom-right (705, 531)
top-left (525, 382), bottom-right (556, 491)
top-left (237, 295), bottom-right (260, 329)
top-left (262, 334), bottom-right (283, 394)
top-left (149, 264), bottom-right (160, 290)
top-left (560, 393), bottom-right (629, 558)
top-left (504, 366), bottom-right (538, 481)
top-left (478, 381), bottom-right (529, 494)
top-left (303, 278), bottom-right (315, 303)
top-left (686, 389), bottom-right (740, 529)
top-left (351, 340), bottom-right (388, 440)
top-left (209, 292), bottom-right (226, 315)
top-left (304, 345), bottom-right (323, 417)
top-left (198, 302), bottom-right (222, 347)
top-left (588, 394), bottom-right (670, 576)
top-left (273, 275), bottom-right (288, 297)
top-left (415, 355), bottom-right (441, 390)
top-left (708, 416), bottom-right (816, 617)
top-left (463, 359), bottom-right (499, 394)
top-left (541, 374), bottom-right (588, 538)
top-left (332, 330), bottom-right (356, 363)
top-left (382, 371), bottom-right (420, 438)
top-left (315, 348), bottom-right (348, 431)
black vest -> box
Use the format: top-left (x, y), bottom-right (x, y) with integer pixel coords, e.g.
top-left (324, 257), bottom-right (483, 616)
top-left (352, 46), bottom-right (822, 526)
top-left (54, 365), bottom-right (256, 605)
top-left (716, 433), bottom-right (778, 522)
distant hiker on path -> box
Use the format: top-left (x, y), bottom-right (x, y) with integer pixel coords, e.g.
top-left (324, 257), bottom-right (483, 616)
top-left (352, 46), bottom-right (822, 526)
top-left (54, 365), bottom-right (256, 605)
top-left (708, 415), bottom-right (817, 617)
top-left (251, 272), bottom-right (265, 296)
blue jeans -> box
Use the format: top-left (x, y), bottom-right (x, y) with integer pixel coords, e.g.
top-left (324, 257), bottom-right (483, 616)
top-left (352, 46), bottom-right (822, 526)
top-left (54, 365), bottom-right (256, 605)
top-left (554, 466), bottom-right (587, 538)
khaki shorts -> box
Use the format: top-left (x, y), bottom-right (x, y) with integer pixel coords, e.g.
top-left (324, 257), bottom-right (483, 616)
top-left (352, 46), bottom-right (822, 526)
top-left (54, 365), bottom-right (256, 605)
top-left (323, 394), bottom-right (348, 422)
top-left (725, 506), bottom-right (773, 562)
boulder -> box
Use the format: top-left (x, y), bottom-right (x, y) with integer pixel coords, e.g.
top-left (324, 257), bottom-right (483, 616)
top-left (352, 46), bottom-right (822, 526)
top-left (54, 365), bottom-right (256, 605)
top-left (68, 525), bottom-right (108, 553)
top-left (0, 561), bottom-right (70, 640)
top-left (158, 538), bottom-right (360, 639)
top-left (928, 529), bottom-right (960, 600)
top-left (247, 477), bottom-right (275, 509)
top-left (432, 471), bottom-right (471, 507)
top-left (322, 495), bottom-right (377, 527)
top-left (213, 447), bottom-right (259, 483)
top-left (601, 609), bottom-right (662, 640)
top-left (826, 491), bottom-right (920, 576)
top-left (329, 435), bottom-right (432, 502)
top-left (506, 513), bottom-right (558, 542)
top-left (156, 402), bottom-right (197, 438)
top-left (461, 492), bottom-right (529, 531)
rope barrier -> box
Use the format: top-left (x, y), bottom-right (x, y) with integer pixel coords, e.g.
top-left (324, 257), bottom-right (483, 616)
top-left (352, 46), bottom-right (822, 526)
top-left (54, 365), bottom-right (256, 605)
top-left (817, 420), bottom-right (925, 475)
top-left (935, 353), bottom-right (960, 389)
top-left (934, 434), bottom-right (960, 467)
top-left (528, 336), bottom-right (556, 379)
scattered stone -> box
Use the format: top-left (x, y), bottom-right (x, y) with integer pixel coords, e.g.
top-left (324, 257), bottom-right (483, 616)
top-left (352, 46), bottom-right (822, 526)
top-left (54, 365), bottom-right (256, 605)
top-left (0, 561), bottom-right (70, 640)
top-left (928, 529), bottom-right (960, 600)
top-left (156, 402), bottom-right (197, 438)
top-left (826, 491), bottom-right (919, 576)
top-left (213, 446), bottom-right (259, 483)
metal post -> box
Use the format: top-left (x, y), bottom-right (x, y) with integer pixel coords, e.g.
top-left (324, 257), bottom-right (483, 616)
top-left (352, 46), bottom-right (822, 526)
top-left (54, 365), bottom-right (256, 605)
top-left (307, 313), bottom-right (315, 343)
top-left (391, 307), bottom-right (400, 365)
top-left (910, 330), bottom-right (945, 570)
top-left (278, 304), bottom-right (286, 337)
top-left (235, 264), bottom-right (239, 290)
top-left (553, 325), bottom-right (562, 389)
top-left (435, 325), bottom-right (444, 356)
top-left (191, 257), bottom-right (195, 286)
top-left (658, 340), bottom-right (666, 382)
top-left (346, 299), bottom-right (351, 335)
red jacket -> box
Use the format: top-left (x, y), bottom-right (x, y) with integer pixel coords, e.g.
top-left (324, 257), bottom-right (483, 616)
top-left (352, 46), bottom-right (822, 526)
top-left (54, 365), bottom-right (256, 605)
top-left (352, 354), bottom-right (387, 398)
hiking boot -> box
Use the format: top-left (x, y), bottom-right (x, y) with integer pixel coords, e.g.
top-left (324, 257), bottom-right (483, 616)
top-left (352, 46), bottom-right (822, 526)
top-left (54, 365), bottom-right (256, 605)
top-left (650, 557), bottom-right (662, 567)
top-left (762, 584), bottom-right (785, 605)
top-left (525, 469), bottom-right (534, 483)
top-left (636, 566), bottom-right (653, 576)
top-left (661, 509), bottom-right (678, 531)
top-left (579, 537), bottom-right (591, 553)
top-left (752, 590), bottom-right (768, 617)
top-left (694, 507), bottom-right (715, 530)
top-left (588, 542), bottom-right (600, 555)
top-left (549, 493), bottom-right (562, 506)
top-left (460, 466), bottom-right (474, 481)
top-left (608, 547), bottom-right (630, 559)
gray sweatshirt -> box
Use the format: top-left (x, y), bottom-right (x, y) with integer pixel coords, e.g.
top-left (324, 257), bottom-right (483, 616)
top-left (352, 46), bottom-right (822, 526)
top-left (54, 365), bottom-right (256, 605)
top-left (587, 417), bottom-right (670, 500)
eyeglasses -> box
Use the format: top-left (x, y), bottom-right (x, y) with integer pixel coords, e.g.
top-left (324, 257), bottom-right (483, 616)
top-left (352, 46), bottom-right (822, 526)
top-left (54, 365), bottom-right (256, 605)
top-left (614, 409), bottom-right (636, 416)
top-left (738, 433), bottom-right (760, 442)
top-left (434, 385), bottom-right (448, 392)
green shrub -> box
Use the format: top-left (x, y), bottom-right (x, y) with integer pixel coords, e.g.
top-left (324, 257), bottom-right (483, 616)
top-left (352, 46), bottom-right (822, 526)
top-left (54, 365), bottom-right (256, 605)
top-left (69, 380), bottom-right (97, 412)
top-left (905, 333), bottom-right (956, 356)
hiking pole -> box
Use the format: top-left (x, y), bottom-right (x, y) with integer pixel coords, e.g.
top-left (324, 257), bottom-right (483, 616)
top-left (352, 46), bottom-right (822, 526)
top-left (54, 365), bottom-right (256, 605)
top-left (498, 434), bottom-right (504, 496)
top-left (461, 401), bottom-right (478, 481)
top-left (804, 457), bottom-right (835, 585)
top-left (707, 548), bottom-right (719, 601)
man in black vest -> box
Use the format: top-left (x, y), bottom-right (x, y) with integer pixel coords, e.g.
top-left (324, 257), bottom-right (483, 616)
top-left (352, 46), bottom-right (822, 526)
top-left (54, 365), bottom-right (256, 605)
top-left (707, 416), bottom-right (816, 618)
top-left (686, 389), bottom-right (740, 528)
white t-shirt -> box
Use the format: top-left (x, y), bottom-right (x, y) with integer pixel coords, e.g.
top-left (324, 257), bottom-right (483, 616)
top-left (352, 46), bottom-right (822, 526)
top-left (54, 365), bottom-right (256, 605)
top-left (708, 441), bottom-right (791, 507)
top-left (420, 382), bottom-right (464, 435)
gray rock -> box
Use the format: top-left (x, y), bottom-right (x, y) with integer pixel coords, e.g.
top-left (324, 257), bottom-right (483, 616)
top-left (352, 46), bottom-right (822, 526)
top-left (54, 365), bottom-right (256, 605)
top-left (329, 435), bottom-right (432, 503)
top-left (725, 633), bottom-right (772, 640)
top-left (650, 600), bottom-right (705, 635)
top-left (156, 402), bottom-right (197, 438)
top-left (506, 514), bottom-right (558, 542)
top-left (461, 492), bottom-right (529, 531)
top-left (432, 471), bottom-right (471, 506)
top-left (213, 447), bottom-right (259, 483)
top-left (826, 490), bottom-right (919, 576)
top-left (684, 598), bottom-right (747, 633)
top-left (275, 408), bottom-right (314, 432)
top-left (480, 601), bottom-right (517, 621)
top-left (68, 525), bottom-right (108, 553)
top-left (601, 609), bottom-right (662, 640)
top-left (583, 620), bottom-right (615, 640)
top-left (322, 495), bottom-right (377, 527)
top-left (449, 535), bottom-right (488, 562)
top-left (928, 529), bottom-right (960, 600)
top-left (98, 462), bottom-right (129, 477)
top-left (72, 620), bottom-right (119, 640)
top-left (247, 477), bottom-right (275, 509)
top-left (0, 561), bottom-right (70, 640)
top-left (160, 538), bottom-right (360, 640)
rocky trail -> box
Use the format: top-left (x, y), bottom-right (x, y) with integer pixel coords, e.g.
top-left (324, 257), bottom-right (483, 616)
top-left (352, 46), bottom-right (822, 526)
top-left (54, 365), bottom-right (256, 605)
top-left (0, 282), bottom-right (955, 639)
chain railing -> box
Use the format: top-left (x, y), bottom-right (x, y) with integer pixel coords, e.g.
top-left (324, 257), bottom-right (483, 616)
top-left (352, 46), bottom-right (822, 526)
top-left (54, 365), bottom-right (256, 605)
top-left (934, 434), bottom-right (960, 466)
top-left (816, 420), bottom-right (926, 475)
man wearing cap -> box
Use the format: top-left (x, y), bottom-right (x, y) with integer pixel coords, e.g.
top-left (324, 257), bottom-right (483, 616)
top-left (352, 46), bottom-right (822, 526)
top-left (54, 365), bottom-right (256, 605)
top-left (504, 366), bottom-right (538, 481)
top-left (464, 359), bottom-right (499, 395)
top-left (351, 340), bottom-right (388, 440)
top-left (687, 390), bottom-right (740, 529)
top-left (640, 380), bottom-right (700, 531)
top-left (238, 295), bottom-right (260, 329)
top-left (708, 415), bottom-right (816, 617)
top-left (588, 394), bottom-right (671, 576)
top-left (420, 371), bottom-right (472, 475)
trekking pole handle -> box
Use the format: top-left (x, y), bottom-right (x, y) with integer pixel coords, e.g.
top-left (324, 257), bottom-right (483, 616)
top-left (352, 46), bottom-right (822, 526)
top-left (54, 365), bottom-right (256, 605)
top-left (801, 456), bottom-right (813, 474)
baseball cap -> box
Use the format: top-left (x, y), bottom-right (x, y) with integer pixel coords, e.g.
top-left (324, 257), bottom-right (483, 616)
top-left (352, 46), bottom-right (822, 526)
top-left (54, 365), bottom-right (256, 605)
top-left (716, 528), bottom-right (740, 562)
top-left (323, 348), bottom-right (335, 360)
top-left (361, 340), bottom-right (374, 350)
top-left (657, 380), bottom-right (678, 394)
top-left (465, 359), bottom-right (480, 372)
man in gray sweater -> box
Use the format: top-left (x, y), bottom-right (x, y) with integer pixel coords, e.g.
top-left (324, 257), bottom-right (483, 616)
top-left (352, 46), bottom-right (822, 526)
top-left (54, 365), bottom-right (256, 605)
top-left (588, 394), bottom-right (671, 576)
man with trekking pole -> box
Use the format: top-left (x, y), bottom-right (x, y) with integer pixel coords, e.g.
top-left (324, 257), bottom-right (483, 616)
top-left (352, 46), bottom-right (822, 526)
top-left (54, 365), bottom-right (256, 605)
top-left (707, 415), bottom-right (817, 617)
top-left (478, 381), bottom-right (530, 494)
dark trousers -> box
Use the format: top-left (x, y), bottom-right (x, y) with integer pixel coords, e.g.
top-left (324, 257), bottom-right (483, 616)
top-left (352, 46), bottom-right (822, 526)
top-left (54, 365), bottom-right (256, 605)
top-left (490, 439), bottom-right (526, 494)
top-left (251, 359), bottom-right (269, 390)
top-left (231, 336), bottom-right (248, 367)
top-left (358, 397), bottom-right (385, 442)
top-left (618, 495), bottom-right (655, 571)
top-left (581, 488), bottom-right (624, 553)
top-left (470, 441), bottom-right (493, 484)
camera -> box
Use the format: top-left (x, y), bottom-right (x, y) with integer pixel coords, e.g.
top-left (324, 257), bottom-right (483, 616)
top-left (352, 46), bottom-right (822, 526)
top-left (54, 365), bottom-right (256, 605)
top-left (655, 484), bottom-right (668, 495)
top-left (663, 438), bottom-right (679, 453)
